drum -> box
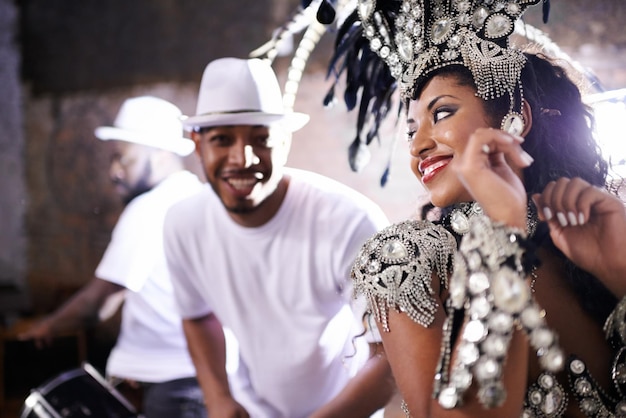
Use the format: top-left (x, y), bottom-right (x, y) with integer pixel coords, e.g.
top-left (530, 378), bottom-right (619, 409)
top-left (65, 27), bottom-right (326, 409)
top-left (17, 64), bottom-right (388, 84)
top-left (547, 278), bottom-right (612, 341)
top-left (20, 363), bottom-right (138, 418)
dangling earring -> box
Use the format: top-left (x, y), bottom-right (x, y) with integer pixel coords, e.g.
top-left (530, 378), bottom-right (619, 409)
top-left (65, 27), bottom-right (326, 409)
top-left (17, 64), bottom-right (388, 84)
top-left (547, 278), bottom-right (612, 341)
top-left (501, 84), bottom-right (525, 136)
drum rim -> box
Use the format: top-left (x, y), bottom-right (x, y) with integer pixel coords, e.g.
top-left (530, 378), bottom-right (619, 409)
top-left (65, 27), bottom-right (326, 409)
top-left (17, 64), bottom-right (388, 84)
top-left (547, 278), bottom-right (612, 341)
top-left (19, 362), bottom-right (138, 417)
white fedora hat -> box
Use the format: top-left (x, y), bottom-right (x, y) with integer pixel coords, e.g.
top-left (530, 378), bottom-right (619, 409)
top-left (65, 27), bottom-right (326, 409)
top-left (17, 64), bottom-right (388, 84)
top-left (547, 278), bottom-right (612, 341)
top-left (181, 57), bottom-right (310, 132)
top-left (95, 96), bottom-right (195, 156)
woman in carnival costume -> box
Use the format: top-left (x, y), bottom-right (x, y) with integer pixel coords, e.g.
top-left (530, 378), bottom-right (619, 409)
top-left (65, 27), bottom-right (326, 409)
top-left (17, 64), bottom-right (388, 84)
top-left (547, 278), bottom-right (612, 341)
top-left (303, 0), bottom-right (626, 416)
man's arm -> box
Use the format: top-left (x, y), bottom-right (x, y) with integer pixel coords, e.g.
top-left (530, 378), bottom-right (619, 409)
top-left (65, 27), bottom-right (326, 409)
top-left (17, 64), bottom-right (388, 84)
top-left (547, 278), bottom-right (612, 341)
top-left (182, 313), bottom-right (250, 418)
top-left (18, 277), bottom-right (125, 348)
top-left (309, 342), bottom-right (394, 418)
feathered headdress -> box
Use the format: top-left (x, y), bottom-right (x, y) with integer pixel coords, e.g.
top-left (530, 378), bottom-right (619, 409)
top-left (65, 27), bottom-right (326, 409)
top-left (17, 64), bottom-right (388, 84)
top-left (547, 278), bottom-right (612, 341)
top-left (326, 1), bottom-right (550, 178)
top-left (253, 0), bottom-right (552, 185)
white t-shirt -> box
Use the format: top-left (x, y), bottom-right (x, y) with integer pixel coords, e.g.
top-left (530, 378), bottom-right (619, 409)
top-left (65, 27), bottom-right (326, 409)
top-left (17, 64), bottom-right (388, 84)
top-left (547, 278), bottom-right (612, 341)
top-left (164, 168), bottom-right (389, 418)
top-left (96, 170), bottom-right (203, 383)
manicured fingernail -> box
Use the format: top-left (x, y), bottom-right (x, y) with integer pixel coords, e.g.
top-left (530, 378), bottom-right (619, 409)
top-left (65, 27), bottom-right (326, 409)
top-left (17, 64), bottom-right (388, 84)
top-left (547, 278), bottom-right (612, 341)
top-left (520, 151), bottom-right (534, 166)
top-left (578, 212), bottom-right (586, 225)
top-left (567, 211), bottom-right (578, 226)
top-left (556, 212), bottom-right (568, 227)
top-left (543, 207), bottom-right (553, 221)
top-left (513, 135), bottom-right (525, 143)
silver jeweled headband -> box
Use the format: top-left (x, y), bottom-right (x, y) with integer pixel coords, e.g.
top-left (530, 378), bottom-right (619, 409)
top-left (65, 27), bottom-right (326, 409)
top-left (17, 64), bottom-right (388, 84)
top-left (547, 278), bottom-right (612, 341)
top-left (358, 0), bottom-right (542, 134)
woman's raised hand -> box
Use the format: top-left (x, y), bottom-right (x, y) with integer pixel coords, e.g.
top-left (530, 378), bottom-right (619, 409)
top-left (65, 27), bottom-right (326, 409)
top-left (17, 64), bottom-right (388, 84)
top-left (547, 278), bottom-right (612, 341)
top-left (533, 177), bottom-right (626, 297)
top-left (455, 127), bottom-right (533, 230)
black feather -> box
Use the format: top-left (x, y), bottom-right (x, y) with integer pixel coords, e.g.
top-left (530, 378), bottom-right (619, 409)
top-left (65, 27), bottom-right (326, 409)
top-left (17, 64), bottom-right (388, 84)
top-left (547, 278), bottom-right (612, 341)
top-left (325, 1), bottom-right (402, 181)
top-left (348, 136), bottom-right (371, 172)
top-left (317, 0), bottom-right (336, 24)
top-left (542, 0), bottom-right (550, 23)
top-left (325, 15), bottom-right (361, 80)
top-left (380, 165), bottom-right (390, 187)
top-left (323, 85), bottom-right (336, 107)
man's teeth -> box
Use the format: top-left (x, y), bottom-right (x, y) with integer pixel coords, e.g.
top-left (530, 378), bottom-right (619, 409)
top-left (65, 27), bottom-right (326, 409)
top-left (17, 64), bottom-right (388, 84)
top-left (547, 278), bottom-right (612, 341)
top-left (228, 178), bottom-right (256, 189)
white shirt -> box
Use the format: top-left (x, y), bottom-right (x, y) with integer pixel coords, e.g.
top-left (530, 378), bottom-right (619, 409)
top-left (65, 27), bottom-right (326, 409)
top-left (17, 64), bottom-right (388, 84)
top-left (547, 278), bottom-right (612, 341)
top-left (164, 168), bottom-right (389, 418)
top-left (96, 170), bottom-right (203, 383)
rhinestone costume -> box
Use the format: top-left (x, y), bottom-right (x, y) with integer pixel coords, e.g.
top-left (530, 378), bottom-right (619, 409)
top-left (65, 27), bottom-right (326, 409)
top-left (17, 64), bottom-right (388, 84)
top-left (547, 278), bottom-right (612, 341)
top-left (351, 219), bottom-right (457, 331)
top-left (351, 203), bottom-right (626, 416)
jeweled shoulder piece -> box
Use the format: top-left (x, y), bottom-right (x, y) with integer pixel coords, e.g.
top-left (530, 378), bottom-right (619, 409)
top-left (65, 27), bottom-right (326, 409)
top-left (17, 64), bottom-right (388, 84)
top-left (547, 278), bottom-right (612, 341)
top-left (358, 0), bottom-right (540, 102)
top-left (351, 219), bottom-right (457, 331)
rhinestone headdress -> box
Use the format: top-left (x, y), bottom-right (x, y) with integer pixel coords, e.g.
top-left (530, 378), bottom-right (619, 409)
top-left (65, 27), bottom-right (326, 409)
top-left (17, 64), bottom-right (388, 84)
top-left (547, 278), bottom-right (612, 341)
top-left (250, 0), bottom-right (551, 184)
top-left (358, 0), bottom-right (542, 134)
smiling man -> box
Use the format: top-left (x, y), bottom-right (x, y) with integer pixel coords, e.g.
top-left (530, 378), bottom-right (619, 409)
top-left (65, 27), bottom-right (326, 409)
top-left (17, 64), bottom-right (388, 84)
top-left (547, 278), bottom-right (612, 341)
top-left (163, 57), bottom-right (394, 418)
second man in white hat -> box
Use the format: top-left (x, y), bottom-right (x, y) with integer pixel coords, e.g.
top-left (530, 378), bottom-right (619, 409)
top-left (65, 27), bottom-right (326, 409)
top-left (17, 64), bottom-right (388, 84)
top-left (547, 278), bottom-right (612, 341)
top-left (21, 96), bottom-right (207, 418)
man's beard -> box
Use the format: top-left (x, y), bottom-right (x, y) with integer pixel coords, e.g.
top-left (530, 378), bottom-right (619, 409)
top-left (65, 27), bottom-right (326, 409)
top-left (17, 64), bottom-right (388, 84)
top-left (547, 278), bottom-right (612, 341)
top-left (226, 205), bottom-right (254, 214)
top-left (119, 162), bottom-right (153, 205)
top-left (121, 181), bottom-right (152, 205)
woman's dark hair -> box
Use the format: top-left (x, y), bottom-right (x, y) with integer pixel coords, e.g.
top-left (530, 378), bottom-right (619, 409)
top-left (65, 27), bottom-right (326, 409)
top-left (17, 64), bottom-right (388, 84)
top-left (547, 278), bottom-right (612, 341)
top-left (416, 53), bottom-right (617, 325)
top-left (517, 53), bottom-right (608, 192)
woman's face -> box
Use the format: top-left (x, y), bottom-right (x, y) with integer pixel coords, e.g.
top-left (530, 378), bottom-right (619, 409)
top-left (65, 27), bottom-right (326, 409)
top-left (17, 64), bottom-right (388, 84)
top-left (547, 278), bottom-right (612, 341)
top-left (407, 74), bottom-right (494, 208)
